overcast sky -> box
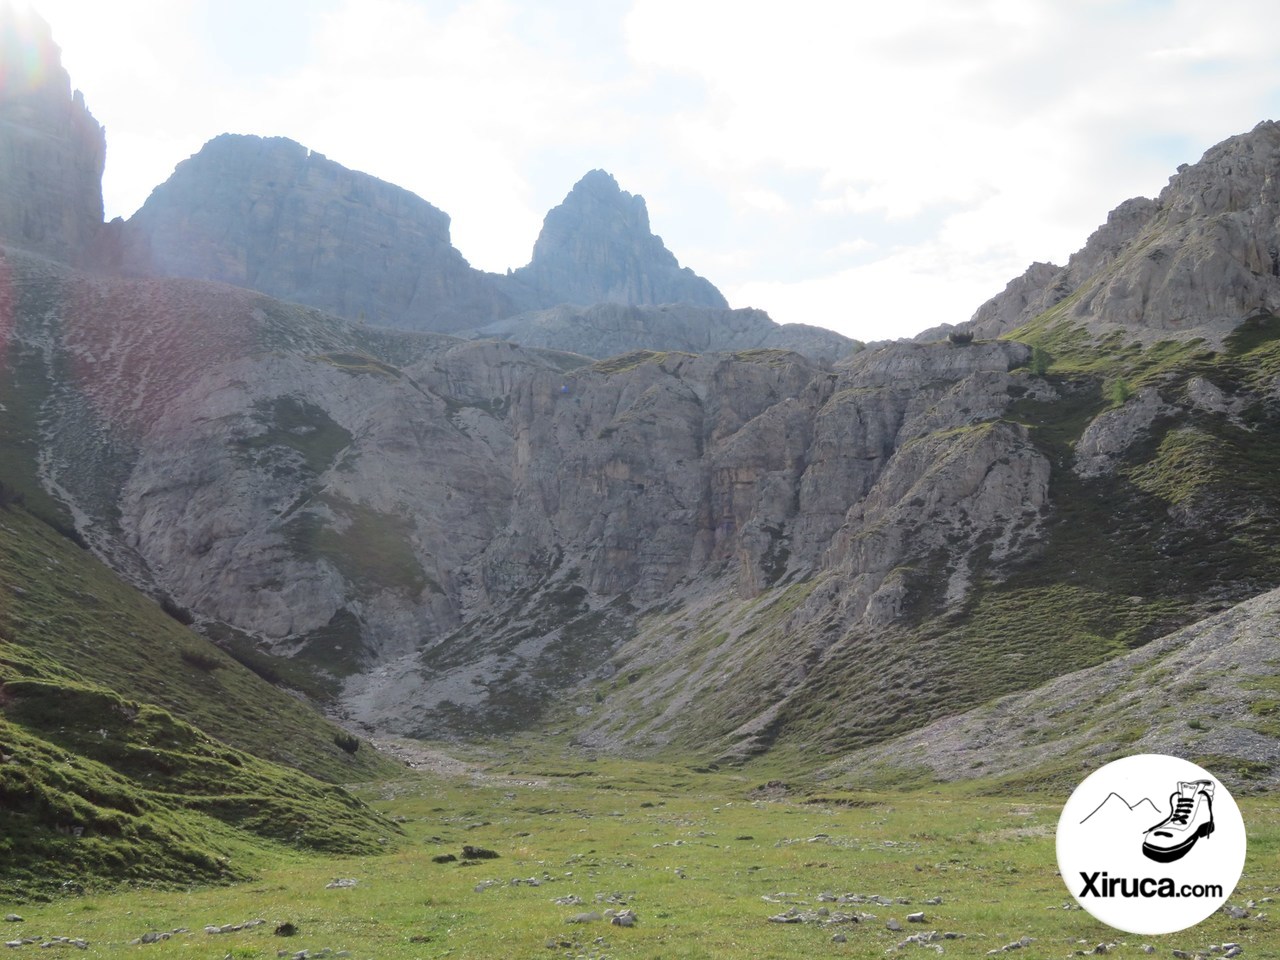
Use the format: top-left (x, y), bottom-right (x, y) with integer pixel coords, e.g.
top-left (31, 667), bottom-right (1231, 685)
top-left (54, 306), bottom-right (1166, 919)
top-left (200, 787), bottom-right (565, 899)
top-left (23, 0), bottom-right (1280, 341)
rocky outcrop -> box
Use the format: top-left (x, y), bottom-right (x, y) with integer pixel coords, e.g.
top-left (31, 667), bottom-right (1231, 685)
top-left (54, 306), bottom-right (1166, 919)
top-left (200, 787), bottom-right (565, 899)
top-left (961, 121), bottom-right (1280, 339)
top-left (119, 135), bottom-right (527, 333)
top-left (1076, 123), bottom-right (1280, 329)
top-left (0, 6), bottom-right (104, 265)
top-left (960, 261), bottom-right (1061, 340)
top-left (510, 170), bottom-right (726, 309)
top-left (1073, 386), bottom-right (1171, 479)
top-left (466, 302), bottom-right (859, 362)
top-left (10, 246), bottom-right (1056, 738)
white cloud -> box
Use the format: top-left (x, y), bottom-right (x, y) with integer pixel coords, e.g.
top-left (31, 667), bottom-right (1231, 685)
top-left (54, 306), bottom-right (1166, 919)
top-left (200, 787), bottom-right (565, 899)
top-left (740, 189), bottom-right (793, 215)
top-left (731, 239), bottom-right (1029, 343)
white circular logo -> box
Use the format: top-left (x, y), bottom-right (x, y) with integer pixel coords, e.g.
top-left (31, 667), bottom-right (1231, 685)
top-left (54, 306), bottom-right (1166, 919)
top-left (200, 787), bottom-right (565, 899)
top-left (1057, 754), bottom-right (1246, 935)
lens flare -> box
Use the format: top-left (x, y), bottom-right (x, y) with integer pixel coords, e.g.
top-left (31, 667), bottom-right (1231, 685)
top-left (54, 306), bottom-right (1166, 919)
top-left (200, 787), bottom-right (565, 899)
top-left (0, 0), bottom-right (60, 99)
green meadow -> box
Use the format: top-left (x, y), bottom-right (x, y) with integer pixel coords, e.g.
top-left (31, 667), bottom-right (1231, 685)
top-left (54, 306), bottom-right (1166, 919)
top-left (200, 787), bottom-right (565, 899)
top-left (3, 746), bottom-right (1275, 959)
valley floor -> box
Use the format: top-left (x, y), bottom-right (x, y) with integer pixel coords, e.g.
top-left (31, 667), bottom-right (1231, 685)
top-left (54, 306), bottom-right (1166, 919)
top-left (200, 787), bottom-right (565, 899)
top-left (2, 745), bottom-right (1276, 959)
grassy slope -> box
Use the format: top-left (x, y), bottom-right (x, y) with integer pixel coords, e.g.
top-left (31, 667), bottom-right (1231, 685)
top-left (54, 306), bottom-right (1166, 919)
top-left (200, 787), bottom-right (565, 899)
top-left (0, 506), bottom-right (399, 784)
top-left (0, 501), bottom-right (406, 899)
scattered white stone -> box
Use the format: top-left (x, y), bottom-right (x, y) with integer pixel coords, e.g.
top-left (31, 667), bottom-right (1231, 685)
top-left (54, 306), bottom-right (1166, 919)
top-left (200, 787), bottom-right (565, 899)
top-left (204, 920), bottom-right (265, 934)
top-left (325, 878), bottom-right (358, 889)
top-left (907, 912), bottom-right (926, 923)
top-left (988, 936), bottom-right (1035, 954)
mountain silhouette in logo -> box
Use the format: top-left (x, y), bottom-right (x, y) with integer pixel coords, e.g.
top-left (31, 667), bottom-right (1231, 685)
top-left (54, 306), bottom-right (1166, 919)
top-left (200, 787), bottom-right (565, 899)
top-left (1080, 792), bottom-right (1162, 826)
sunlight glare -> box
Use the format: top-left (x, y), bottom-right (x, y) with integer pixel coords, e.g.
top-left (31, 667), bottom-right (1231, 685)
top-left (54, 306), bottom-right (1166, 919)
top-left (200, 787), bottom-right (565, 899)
top-left (1, 0), bottom-right (62, 97)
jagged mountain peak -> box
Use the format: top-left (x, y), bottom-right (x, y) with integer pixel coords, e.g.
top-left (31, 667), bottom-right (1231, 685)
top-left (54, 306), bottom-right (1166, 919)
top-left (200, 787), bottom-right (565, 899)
top-left (513, 168), bottom-right (728, 309)
top-left (553, 168), bottom-right (652, 233)
top-left (568, 167), bottom-right (632, 198)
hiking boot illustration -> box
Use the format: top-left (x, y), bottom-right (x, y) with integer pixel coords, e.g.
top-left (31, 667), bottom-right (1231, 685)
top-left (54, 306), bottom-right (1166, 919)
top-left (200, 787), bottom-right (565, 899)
top-left (1142, 780), bottom-right (1215, 863)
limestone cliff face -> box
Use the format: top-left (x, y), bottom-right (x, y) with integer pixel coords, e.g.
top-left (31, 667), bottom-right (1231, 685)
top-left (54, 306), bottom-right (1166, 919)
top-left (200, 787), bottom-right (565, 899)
top-left (0, 6), bottom-right (104, 265)
top-left (7, 243), bottom-right (1051, 739)
top-left (965, 121), bottom-right (1280, 338)
top-left (340, 338), bottom-right (1054, 735)
top-left (509, 170), bottom-right (727, 308)
top-left (120, 135), bottom-right (524, 333)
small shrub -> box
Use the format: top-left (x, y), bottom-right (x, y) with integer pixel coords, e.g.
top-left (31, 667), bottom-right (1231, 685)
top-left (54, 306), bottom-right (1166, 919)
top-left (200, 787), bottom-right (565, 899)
top-left (461, 844), bottom-right (499, 860)
top-left (0, 481), bottom-right (25, 511)
top-left (948, 330), bottom-right (975, 345)
top-left (1107, 377), bottom-right (1133, 405)
top-left (179, 648), bottom-right (222, 672)
top-left (1030, 345), bottom-right (1051, 376)
top-left (333, 731), bottom-right (360, 754)
top-left (223, 647), bottom-right (283, 686)
top-left (159, 595), bottom-right (195, 626)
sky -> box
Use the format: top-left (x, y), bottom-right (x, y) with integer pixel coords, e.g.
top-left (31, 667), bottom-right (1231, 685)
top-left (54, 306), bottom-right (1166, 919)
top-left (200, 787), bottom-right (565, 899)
top-left (19, 0), bottom-right (1280, 341)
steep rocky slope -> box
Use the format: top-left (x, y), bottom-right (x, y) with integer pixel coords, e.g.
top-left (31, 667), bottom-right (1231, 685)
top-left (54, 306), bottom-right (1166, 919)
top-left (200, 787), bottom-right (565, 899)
top-left (0, 402), bottom-right (401, 899)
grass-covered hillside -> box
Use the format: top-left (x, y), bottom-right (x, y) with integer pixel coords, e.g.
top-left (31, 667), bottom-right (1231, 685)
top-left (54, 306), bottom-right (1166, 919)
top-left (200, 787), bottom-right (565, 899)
top-left (0, 499), bottom-right (403, 900)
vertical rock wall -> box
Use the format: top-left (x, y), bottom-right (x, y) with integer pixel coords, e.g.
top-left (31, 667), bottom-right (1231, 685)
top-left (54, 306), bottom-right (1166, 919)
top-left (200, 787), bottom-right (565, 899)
top-left (0, 6), bottom-right (105, 265)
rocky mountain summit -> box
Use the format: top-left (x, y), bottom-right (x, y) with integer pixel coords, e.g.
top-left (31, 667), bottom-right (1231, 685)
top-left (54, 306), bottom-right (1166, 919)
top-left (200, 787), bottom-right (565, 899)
top-left (0, 6), bottom-right (104, 266)
top-left (509, 169), bottom-right (727, 309)
top-left (110, 133), bottom-right (858, 358)
top-left (119, 134), bottom-right (528, 333)
top-left (117, 141), bottom-right (747, 338)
